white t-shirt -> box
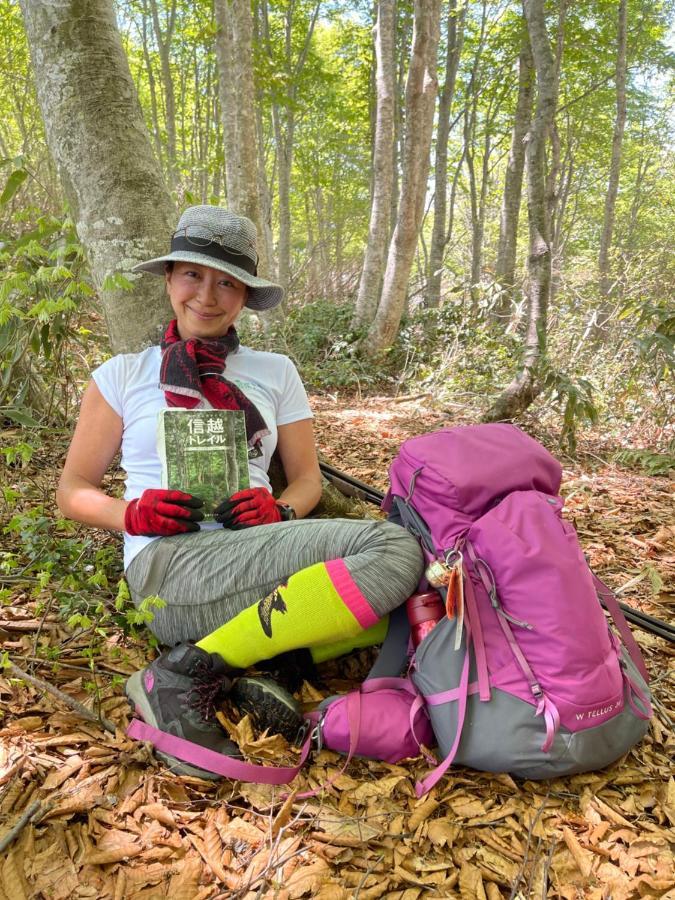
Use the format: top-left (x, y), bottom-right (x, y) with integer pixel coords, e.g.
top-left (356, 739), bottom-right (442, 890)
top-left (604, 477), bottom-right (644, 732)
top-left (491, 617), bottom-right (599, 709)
top-left (92, 344), bottom-right (313, 570)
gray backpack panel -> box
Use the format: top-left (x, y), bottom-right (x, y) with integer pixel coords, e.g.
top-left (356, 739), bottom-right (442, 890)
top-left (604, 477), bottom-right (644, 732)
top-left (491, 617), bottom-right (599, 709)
top-left (412, 618), bottom-right (650, 780)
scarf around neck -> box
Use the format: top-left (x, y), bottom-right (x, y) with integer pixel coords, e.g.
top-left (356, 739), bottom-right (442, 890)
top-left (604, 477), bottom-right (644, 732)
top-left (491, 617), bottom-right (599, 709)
top-left (159, 319), bottom-right (269, 452)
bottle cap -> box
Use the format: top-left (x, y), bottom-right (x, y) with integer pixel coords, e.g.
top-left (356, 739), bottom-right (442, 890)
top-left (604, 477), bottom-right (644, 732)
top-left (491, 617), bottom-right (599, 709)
top-left (406, 591), bottom-right (445, 627)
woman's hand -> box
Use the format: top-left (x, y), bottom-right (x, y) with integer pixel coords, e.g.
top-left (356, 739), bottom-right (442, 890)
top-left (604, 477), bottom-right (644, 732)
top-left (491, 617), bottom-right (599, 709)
top-left (214, 487), bottom-right (281, 529)
top-left (125, 489), bottom-right (205, 536)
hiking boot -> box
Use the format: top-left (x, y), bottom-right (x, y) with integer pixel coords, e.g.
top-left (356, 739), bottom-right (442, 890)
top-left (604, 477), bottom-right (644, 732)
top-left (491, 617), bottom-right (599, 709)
top-left (125, 643), bottom-right (241, 779)
top-left (231, 676), bottom-right (304, 743)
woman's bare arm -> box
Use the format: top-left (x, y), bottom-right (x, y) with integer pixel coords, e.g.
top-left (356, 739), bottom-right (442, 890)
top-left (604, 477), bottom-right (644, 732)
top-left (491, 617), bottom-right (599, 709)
top-left (56, 381), bottom-right (128, 531)
top-left (276, 418), bottom-right (323, 518)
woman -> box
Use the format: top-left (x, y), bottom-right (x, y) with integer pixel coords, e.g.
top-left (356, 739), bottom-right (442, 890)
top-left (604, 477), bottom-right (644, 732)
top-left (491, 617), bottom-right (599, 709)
top-left (57, 205), bottom-right (424, 777)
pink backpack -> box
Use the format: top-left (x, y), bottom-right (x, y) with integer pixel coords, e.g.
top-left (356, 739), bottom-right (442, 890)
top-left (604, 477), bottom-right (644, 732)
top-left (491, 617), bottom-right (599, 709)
top-left (383, 423), bottom-right (652, 796)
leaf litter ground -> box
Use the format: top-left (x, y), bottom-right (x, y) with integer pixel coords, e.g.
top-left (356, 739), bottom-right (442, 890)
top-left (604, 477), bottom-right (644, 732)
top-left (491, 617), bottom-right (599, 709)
top-left (0, 395), bottom-right (673, 899)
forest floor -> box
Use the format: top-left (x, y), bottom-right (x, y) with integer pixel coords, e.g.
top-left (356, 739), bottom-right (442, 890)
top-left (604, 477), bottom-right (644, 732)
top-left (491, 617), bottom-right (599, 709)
top-left (0, 394), bottom-right (673, 899)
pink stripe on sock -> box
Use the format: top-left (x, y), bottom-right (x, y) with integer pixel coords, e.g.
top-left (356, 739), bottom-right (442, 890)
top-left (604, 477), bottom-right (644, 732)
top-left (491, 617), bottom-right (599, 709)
top-left (325, 558), bottom-right (379, 629)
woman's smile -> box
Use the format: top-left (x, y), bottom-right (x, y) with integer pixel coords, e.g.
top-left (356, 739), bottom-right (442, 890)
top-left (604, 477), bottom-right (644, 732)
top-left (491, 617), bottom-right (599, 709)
top-left (166, 261), bottom-right (248, 340)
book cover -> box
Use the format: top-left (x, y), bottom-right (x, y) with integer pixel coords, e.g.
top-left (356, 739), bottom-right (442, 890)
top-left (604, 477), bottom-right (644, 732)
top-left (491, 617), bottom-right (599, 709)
top-left (157, 409), bottom-right (251, 519)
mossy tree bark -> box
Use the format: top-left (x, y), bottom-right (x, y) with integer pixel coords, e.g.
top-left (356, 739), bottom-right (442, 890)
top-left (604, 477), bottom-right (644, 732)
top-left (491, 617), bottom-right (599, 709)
top-left (20, 0), bottom-right (175, 354)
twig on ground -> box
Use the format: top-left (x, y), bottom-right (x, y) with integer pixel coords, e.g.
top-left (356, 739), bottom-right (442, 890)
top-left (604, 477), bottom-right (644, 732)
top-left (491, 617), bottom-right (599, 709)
top-left (393, 392), bottom-right (432, 404)
top-left (7, 660), bottom-right (116, 734)
top-left (509, 792), bottom-right (550, 900)
top-left (354, 853), bottom-right (385, 898)
top-left (0, 799), bottom-right (43, 854)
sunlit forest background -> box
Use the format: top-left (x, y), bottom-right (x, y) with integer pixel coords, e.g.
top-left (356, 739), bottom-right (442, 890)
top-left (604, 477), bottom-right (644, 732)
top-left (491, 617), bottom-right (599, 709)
top-left (1, 4), bottom-right (674, 894)
top-left (1, 0), bottom-right (673, 454)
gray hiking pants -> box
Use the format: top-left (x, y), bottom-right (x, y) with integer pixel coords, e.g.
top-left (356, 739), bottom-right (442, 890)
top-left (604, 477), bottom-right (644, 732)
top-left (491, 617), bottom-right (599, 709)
top-left (125, 517), bottom-right (424, 646)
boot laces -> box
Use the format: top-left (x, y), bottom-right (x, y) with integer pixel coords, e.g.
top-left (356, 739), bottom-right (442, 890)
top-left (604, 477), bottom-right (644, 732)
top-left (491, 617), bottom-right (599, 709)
top-left (188, 661), bottom-right (227, 720)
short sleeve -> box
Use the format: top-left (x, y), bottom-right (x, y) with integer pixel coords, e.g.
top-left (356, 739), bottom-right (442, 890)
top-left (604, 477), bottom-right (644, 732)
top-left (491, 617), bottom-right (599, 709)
top-left (277, 358), bottom-right (313, 426)
top-left (91, 356), bottom-right (124, 416)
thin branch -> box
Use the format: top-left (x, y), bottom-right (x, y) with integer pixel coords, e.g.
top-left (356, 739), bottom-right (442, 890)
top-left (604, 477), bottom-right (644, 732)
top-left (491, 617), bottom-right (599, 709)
top-left (0, 799), bottom-right (44, 854)
top-left (7, 661), bottom-right (117, 734)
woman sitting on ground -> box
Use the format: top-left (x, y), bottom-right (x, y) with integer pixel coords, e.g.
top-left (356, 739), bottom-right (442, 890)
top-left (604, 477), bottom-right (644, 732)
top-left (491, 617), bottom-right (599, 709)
top-left (56, 205), bottom-right (423, 778)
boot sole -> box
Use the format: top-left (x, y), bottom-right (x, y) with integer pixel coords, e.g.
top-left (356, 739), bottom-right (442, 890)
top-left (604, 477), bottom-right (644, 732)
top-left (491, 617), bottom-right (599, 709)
top-left (232, 676), bottom-right (304, 743)
top-left (125, 670), bottom-right (223, 781)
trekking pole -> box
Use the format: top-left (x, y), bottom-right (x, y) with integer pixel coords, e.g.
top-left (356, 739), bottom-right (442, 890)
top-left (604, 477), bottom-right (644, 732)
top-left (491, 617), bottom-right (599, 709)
top-left (319, 461), bottom-right (675, 646)
top-left (611, 603), bottom-right (675, 643)
top-left (319, 461), bottom-right (385, 507)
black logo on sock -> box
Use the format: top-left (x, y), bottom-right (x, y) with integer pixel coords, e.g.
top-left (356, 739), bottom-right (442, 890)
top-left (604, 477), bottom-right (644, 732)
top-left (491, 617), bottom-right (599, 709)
top-left (257, 587), bottom-right (287, 638)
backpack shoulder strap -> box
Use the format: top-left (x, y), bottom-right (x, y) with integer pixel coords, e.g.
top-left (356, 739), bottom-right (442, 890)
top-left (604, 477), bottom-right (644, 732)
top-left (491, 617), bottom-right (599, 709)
top-left (391, 496), bottom-right (436, 558)
top-left (591, 573), bottom-right (650, 682)
top-left (366, 602), bottom-right (411, 679)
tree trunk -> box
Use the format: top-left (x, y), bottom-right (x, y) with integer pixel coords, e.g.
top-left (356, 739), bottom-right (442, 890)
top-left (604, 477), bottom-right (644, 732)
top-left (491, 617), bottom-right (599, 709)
top-left (367, 0), bottom-right (441, 353)
top-left (148, 0), bottom-right (177, 180)
top-left (20, 0), bottom-right (175, 355)
top-left (494, 24), bottom-right (533, 316)
top-left (214, 0), bottom-right (270, 279)
top-left (214, 0), bottom-right (241, 208)
top-left (352, 0), bottom-right (396, 329)
top-left (425, 0), bottom-right (466, 308)
top-left (259, 0), bottom-right (320, 298)
top-left (255, 104), bottom-right (276, 278)
top-left (483, 0), bottom-right (557, 423)
top-left (139, 0), bottom-right (163, 167)
top-left (596, 0), bottom-right (628, 328)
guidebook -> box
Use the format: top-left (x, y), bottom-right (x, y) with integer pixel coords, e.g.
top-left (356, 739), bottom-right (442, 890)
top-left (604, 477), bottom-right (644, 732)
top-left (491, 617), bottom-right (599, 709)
top-left (157, 409), bottom-right (251, 520)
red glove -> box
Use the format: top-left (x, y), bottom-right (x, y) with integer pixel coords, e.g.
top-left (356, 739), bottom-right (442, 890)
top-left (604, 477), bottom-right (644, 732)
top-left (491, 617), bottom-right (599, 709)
top-left (214, 487), bottom-right (281, 529)
top-left (124, 489), bottom-right (204, 536)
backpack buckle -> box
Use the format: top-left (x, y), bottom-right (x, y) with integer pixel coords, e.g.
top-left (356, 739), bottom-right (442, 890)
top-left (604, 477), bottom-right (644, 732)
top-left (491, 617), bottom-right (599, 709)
top-left (310, 713), bottom-right (326, 752)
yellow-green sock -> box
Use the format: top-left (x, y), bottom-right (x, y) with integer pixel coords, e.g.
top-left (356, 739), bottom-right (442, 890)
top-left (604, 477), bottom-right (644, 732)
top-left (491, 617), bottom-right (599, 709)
top-left (309, 616), bottom-right (389, 663)
top-left (197, 559), bottom-right (381, 668)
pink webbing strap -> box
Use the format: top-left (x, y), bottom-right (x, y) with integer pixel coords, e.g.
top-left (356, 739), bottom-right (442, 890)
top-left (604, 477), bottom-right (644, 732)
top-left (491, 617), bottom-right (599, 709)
top-left (535, 695), bottom-right (560, 753)
top-left (293, 688), bottom-right (363, 800)
top-left (127, 717), bottom-right (312, 785)
top-left (415, 645), bottom-right (471, 797)
top-left (592, 573), bottom-right (650, 682)
top-left (408, 695), bottom-right (435, 764)
top-left (621, 667), bottom-right (653, 721)
top-left (424, 681), bottom-right (480, 706)
top-left (361, 676), bottom-right (418, 695)
top-left (489, 595), bottom-right (561, 751)
top-left (464, 541), bottom-right (561, 751)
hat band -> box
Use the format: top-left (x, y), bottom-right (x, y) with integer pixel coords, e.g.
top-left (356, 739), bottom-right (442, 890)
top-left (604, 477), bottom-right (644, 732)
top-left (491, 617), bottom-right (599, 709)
top-left (170, 236), bottom-right (257, 276)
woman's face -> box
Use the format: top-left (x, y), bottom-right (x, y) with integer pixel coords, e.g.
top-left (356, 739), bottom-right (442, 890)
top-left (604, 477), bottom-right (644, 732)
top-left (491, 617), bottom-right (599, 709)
top-left (166, 261), bottom-right (248, 341)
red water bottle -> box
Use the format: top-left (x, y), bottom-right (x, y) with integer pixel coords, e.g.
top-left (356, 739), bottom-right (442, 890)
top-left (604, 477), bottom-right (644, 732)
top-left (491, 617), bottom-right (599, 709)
top-left (406, 591), bottom-right (445, 647)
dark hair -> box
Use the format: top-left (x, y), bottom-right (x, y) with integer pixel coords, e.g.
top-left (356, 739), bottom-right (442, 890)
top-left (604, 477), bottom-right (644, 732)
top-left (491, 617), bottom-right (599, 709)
top-left (164, 261), bottom-right (174, 273)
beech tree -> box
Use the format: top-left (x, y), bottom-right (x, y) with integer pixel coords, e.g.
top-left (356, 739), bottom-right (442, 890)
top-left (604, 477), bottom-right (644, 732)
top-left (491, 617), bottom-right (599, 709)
top-left (148, 0), bottom-right (178, 180)
top-left (214, 0), bottom-right (272, 279)
top-left (20, 0), bottom-right (174, 354)
top-left (494, 22), bottom-right (533, 316)
top-left (258, 0), bottom-right (321, 296)
top-left (368, 0), bottom-right (441, 353)
top-left (352, 0), bottom-right (396, 329)
top-left (596, 0), bottom-right (628, 327)
top-left (484, 0), bottom-right (558, 422)
top-left (425, 0), bottom-right (466, 309)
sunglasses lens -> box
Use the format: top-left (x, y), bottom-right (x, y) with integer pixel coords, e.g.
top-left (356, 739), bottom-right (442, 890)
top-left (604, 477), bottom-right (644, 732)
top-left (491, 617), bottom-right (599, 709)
top-left (183, 226), bottom-right (213, 247)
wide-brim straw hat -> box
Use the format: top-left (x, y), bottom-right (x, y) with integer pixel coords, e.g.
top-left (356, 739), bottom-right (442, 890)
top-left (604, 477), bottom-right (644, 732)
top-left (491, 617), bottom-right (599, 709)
top-left (132, 205), bottom-right (283, 311)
